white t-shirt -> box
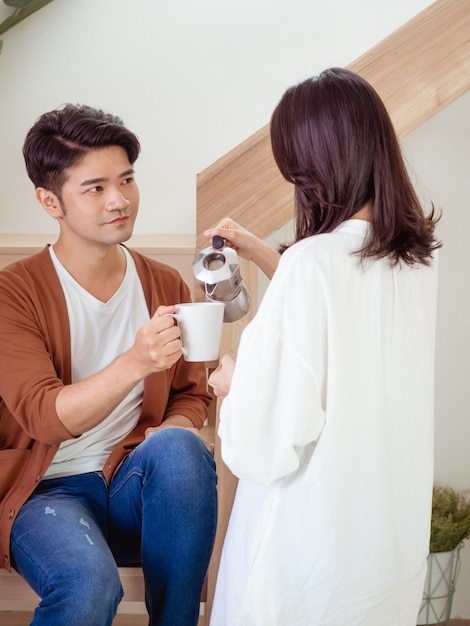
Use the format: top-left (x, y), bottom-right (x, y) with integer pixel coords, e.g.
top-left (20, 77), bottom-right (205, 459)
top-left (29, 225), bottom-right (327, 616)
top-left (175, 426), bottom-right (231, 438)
top-left (211, 220), bottom-right (438, 626)
top-left (45, 245), bottom-right (150, 478)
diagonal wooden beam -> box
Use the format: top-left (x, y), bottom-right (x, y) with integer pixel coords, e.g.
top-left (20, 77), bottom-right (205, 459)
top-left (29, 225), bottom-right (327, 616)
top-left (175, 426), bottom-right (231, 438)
top-left (196, 0), bottom-right (470, 249)
top-left (350, 0), bottom-right (470, 138)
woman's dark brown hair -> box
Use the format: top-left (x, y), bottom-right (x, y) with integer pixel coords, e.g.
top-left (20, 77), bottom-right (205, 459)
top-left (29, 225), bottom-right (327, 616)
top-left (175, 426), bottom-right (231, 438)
top-left (270, 67), bottom-right (441, 266)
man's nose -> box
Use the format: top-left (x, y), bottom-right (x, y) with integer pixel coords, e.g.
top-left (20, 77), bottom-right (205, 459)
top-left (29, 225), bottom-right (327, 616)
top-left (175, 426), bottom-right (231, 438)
top-left (106, 189), bottom-right (130, 210)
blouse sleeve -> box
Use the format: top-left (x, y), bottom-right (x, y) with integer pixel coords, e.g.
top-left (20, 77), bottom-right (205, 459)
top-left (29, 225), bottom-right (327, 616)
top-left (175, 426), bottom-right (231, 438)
top-left (218, 249), bottom-right (327, 484)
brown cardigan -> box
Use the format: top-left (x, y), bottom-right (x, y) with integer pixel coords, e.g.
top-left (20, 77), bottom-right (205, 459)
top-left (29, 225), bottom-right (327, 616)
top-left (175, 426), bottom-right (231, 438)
top-left (0, 246), bottom-right (211, 570)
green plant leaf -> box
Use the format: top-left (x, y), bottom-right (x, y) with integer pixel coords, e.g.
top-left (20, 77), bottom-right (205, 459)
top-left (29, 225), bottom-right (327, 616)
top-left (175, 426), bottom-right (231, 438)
top-left (0, 0), bottom-right (55, 37)
top-left (430, 486), bottom-right (470, 552)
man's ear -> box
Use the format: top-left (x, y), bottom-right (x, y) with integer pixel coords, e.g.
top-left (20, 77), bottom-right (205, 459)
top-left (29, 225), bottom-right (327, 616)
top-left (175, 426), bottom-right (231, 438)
top-left (36, 187), bottom-right (64, 219)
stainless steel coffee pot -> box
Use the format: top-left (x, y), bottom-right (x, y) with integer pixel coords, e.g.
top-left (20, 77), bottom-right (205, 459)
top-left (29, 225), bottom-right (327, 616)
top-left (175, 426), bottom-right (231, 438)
top-left (192, 236), bottom-right (251, 322)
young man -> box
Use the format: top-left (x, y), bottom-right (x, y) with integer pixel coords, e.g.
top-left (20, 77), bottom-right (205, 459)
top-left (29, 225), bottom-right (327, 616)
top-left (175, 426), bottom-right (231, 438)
top-left (0, 104), bottom-right (218, 626)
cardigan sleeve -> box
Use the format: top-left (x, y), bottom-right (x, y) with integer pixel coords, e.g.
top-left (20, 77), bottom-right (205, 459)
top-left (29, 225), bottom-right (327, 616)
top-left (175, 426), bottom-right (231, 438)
top-left (0, 254), bottom-right (74, 446)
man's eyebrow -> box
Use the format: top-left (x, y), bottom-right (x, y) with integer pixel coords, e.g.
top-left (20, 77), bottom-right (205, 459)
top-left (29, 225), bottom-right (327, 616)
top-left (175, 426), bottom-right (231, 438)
top-left (80, 168), bottom-right (135, 187)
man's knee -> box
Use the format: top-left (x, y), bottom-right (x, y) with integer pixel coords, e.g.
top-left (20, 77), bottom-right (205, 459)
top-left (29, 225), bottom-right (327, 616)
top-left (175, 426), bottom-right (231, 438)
top-left (142, 427), bottom-right (217, 491)
top-left (146, 427), bottom-right (214, 466)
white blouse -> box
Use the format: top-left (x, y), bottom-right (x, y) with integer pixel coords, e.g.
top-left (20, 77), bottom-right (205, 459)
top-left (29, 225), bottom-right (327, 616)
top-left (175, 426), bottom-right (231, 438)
top-left (211, 220), bottom-right (438, 626)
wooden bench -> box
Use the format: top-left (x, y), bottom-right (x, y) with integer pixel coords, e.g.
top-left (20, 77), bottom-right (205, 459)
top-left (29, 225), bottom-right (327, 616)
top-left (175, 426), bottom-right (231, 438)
top-left (0, 567), bottom-right (144, 613)
top-left (0, 567), bottom-right (209, 622)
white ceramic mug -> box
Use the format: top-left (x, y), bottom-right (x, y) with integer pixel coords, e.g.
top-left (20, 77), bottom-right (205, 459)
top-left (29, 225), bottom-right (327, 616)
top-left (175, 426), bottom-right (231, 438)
top-left (167, 302), bottom-right (225, 362)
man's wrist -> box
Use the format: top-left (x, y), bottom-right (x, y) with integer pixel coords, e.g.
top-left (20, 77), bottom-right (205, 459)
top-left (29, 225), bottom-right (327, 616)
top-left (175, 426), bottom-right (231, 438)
top-left (161, 414), bottom-right (197, 429)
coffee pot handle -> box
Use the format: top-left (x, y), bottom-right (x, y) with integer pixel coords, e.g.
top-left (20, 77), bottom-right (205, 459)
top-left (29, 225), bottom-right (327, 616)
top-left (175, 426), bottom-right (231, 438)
top-left (212, 235), bottom-right (225, 250)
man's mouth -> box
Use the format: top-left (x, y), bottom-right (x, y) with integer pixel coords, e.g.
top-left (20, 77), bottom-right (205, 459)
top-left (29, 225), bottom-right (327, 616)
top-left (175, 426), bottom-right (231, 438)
top-left (108, 215), bottom-right (129, 225)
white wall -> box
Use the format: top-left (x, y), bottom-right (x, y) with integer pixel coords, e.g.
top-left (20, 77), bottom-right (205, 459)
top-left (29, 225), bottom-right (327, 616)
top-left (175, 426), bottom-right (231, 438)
top-left (3, 0), bottom-right (470, 618)
top-left (0, 0), bottom-right (432, 236)
top-left (401, 91), bottom-right (470, 619)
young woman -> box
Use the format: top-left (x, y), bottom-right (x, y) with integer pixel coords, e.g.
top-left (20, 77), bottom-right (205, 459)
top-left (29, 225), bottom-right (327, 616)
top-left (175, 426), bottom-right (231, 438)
top-left (207, 67), bottom-right (441, 626)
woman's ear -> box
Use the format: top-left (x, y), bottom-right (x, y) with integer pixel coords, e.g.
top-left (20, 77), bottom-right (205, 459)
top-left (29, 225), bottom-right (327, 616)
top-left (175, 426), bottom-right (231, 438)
top-left (36, 187), bottom-right (64, 219)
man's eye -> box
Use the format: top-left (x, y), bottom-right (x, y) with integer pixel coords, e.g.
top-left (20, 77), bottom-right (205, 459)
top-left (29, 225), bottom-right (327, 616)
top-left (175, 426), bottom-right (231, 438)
top-left (122, 177), bottom-right (134, 185)
top-left (89, 186), bottom-right (102, 193)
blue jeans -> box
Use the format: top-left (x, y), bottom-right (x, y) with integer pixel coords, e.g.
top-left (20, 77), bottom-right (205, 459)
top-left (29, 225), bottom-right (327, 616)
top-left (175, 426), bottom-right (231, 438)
top-left (10, 428), bottom-right (218, 626)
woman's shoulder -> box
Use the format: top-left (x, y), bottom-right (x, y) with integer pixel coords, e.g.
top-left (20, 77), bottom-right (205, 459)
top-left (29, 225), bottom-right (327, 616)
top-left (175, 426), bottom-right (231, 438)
top-left (280, 220), bottom-right (369, 265)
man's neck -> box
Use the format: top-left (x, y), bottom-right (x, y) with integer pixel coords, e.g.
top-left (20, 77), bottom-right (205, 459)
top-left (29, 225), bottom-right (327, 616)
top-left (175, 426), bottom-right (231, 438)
top-left (52, 240), bottom-right (127, 303)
